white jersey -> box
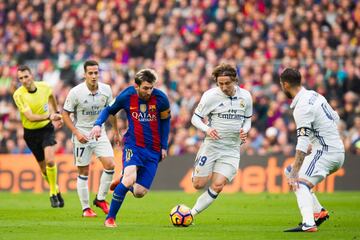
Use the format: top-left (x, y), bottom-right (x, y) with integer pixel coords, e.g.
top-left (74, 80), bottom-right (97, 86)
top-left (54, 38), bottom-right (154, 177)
top-left (63, 82), bottom-right (113, 134)
top-left (194, 85), bottom-right (252, 141)
top-left (291, 87), bottom-right (344, 153)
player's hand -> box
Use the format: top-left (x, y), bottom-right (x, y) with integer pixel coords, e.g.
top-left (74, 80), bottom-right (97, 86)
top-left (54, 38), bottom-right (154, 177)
top-left (50, 113), bottom-right (62, 121)
top-left (206, 128), bottom-right (220, 140)
top-left (52, 118), bottom-right (63, 129)
top-left (239, 128), bottom-right (247, 144)
top-left (160, 149), bottom-right (167, 162)
top-left (89, 125), bottom-right (101, 140)
top-left (288, 170), bottom-right (299, 191)
top-left (75, 131), bottom-right (89, 144)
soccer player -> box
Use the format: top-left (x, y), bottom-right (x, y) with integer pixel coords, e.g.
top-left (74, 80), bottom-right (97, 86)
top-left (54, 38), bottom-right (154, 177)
top-left (89, 69), bottom-right (171, 228)
top-left (280, 68), bottom-right (345, 232)
top-left (189, 63), bottom-right (252, 219)
top-left (62, 60), bottom-right (120, 217)
top-left (13, 65), bottom-right (64, 208)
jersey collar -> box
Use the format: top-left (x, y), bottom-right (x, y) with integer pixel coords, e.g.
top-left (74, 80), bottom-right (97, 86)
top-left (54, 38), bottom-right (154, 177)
top-left (84, 82), bottom-right (100, 96)
top-left (290, 87), bottom-right (306, 109)
top-left (217, 85), bottom-right (238, 98)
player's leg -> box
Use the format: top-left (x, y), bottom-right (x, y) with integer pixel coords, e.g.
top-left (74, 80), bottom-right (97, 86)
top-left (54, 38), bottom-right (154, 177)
top-left (311, 152), bottom-right (344, 226)
top-left (311, 190), bottom-right (324, 213)
top-left (77, 165), bottom-right (97, 217)
top-left (284, 152), bottom-right (318, 232)
top-left (132, 158), bottom-right (159, 198)
top-left (44, 146), bottom-right (58, 197)
top-left (284, 151), bottom-right (344, 232)
top-left (191, 173), bottom-right (227, 217)
top-left (285, 163), bottom-right (324, 226)
top-left (105, 165), bottom-right (137, 227)
top-left (94, 156), bottom-right (115, 214)
top-left (42, 123), bottom-right (64, 207)
top-left (190, 144), bottom-right (216, 216)
top-left (74, 142), bottom-right (96, 216)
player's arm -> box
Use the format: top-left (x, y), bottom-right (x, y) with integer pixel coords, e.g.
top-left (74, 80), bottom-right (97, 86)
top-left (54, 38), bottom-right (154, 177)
top-left (48, 93), bottom-right (61, 114)
top-left (62, 110), bottom-right (88, 143)
top-left (159, 95), bottom-right (171, 160)
top-left (62, 90), bottom-right (88, 143)
top-left (191, 92), bottom-right (220, 140)
top-left (13, 93), bottom-right (58, 122)
top-left (240, 92), bottom-right (253, 143)
top-left (48, 93), bottom-right (63, 128)
top-left (288, 107), bottom-right (314, 190)
top-left (108, 114), bottom-right (120, 146)
top-left (90, 92), bottom-right (125, 139)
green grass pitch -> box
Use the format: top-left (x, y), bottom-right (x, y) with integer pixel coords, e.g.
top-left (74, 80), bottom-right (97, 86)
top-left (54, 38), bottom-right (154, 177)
top-left (1, 191), bottom-right (360, 240)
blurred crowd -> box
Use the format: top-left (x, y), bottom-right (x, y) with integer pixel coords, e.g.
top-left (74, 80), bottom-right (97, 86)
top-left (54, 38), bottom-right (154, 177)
top-left (0, 0), bottom-right (360, 157)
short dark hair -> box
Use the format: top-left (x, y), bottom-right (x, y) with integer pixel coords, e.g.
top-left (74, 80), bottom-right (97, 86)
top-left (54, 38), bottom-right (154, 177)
top-left (84, 60), bottom-right (99, 72)
top-left (134, 69), bottom-right (157, 85)
top-left (17, 65), bottom-right (32, 73)
top-left (212, 63), bottom-right (238, 82)
top-left (280, 68), bottom-right (301, 87)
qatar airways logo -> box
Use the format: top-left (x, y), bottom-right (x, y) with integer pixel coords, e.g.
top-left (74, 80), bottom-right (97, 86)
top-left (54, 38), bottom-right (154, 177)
top-left (131, 112), bottom-right (157, 122)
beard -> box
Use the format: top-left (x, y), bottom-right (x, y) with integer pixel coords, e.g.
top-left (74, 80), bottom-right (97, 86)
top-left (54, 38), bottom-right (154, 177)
top-left (284, 90), bottom-right (293, 99)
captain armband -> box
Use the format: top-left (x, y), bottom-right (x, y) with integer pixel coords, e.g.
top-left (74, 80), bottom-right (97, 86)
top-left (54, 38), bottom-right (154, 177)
top-left (296, 127), bottom-right (312, 137)
top-left (160, 109), bottom-right (171, 119)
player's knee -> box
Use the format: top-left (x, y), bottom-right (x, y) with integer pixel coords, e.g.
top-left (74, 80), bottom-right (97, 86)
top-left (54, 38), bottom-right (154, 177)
top-left (211, 182), bottom-right (225, 193)
top-left (133, 190), bottom-right (147, 198)
top-left (104, 161), bottom-right (115, 170)
top-left (121, 176), bottom-right (136, 187)
top-left (192, 181), bottom-right (206, 190)
top-left (46, 160), bottom-right (55, 167)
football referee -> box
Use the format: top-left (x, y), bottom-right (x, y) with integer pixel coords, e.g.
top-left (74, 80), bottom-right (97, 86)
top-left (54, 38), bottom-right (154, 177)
top-left (13, 65), bottom-right (64, 208)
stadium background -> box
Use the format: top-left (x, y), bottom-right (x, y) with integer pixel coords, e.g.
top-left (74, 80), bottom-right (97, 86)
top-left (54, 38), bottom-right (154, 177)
top-left (0, 0), bottom-right (360, 192)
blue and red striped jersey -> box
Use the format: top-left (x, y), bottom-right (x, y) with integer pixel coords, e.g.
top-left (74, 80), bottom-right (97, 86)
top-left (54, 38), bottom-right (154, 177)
top-left (95, 86), bottom-right (171, 152)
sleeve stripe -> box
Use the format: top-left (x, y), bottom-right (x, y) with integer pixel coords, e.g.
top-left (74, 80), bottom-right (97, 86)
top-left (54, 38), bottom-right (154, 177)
top-left (244, 115), bottom-right (252, 118)
top-left (63, 108), bottom-right (74, 113)
top-left (195, 113), bottom-right (204, 119)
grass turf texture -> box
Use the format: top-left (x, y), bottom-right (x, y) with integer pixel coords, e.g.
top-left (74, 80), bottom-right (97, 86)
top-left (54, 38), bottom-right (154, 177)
top-left (0, 192), bottom-right (359, 240)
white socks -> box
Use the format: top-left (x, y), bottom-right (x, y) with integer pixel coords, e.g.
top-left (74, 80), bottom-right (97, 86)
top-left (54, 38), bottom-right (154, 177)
top-left (295, 184), bottom-right (315, 226)
top-left (97, 169), bottom-right (114, 200)
top-left (311, 191), bottom-right (323, 213)
top-left (77, 175), bottom-right (89, 210)
top-left (191, 188), bottom-right (218, 216)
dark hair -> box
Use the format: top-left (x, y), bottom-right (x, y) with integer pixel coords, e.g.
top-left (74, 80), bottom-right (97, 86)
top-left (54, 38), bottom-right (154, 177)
top-left (134, 69), bottom-right (157, 85)
top-left (280, 68), bottom-right (301, 87)
top-left (212, 63), bottom-right (238, 82)
top-left (17, 65), bottom-right (32, 73)
top-left (84, 60), bottom-right (99, 72)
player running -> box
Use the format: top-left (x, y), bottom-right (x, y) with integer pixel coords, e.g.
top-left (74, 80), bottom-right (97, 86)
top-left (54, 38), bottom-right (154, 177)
top-left (189, 63), bottom-right (253, 220)
top-left (90, 68), bottom-right (171, 227)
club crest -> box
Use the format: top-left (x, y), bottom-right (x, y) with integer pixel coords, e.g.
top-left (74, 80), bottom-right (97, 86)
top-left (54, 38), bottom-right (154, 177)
top-left (239, 99), bottom-right (246, 109)
top-left (125, 149), bottom-right (133, 162)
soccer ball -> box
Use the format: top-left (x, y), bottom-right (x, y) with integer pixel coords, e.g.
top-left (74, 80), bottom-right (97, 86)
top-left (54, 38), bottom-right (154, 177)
top-left (169, 204), bottom-right (193, 227)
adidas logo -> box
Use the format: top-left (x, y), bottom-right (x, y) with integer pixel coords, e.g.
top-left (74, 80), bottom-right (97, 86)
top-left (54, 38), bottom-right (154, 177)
top-left (84, 100), bottom-right (88, 104)
top-left (219, 103), bottom-right (224, 107)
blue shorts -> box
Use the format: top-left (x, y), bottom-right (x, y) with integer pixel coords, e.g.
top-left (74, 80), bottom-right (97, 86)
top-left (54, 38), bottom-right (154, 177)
top-left (122, 145), bottom-right (161, 189)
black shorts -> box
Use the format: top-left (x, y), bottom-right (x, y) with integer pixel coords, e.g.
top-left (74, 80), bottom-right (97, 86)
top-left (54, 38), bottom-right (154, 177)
top-left (23, 123), bottom-right (57, 162)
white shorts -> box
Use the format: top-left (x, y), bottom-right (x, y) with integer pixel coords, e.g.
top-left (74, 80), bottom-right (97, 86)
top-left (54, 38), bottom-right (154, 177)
top-left (192, 138), bottom-right (241, 181)
top-left (285, 150), bottom-right (344, 186)
top-left (72, 135), bottom-right (114, 167)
